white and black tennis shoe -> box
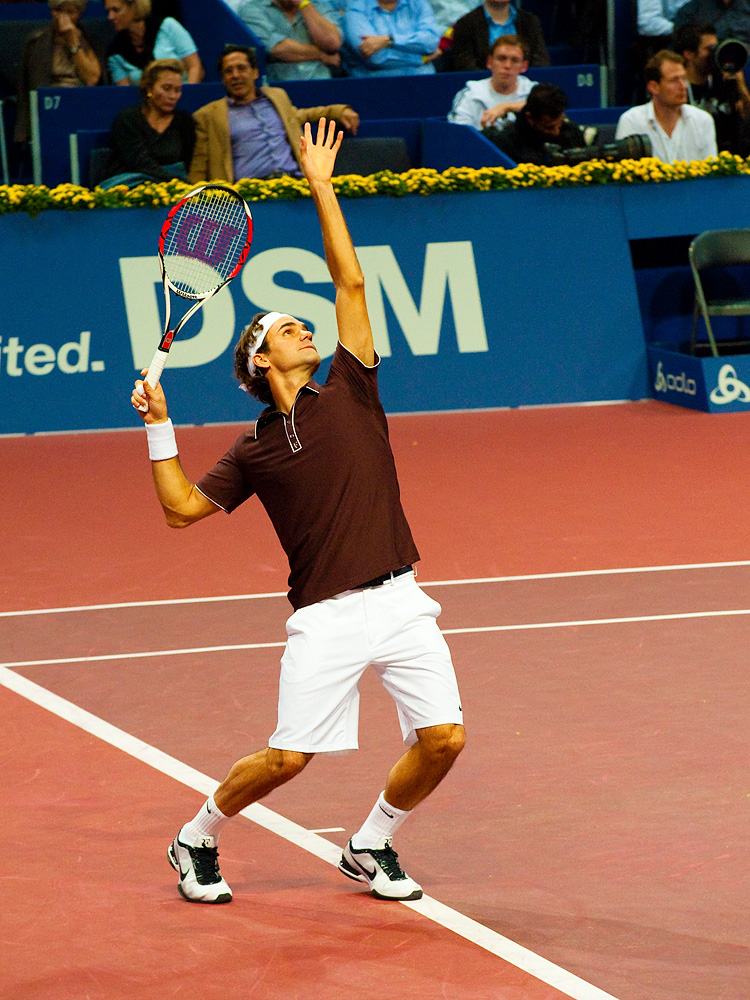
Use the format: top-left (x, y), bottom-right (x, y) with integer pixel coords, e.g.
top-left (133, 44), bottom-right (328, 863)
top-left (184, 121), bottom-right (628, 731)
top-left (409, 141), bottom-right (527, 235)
top-left (168, 833), bottom-right (233, 903)
top-left (339, 836), bottom-right (423, 900)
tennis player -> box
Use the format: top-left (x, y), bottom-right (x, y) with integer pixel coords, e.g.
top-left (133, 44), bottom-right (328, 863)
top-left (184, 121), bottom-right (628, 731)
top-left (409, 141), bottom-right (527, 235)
top-left (131, 118), bottom-right (465, 904)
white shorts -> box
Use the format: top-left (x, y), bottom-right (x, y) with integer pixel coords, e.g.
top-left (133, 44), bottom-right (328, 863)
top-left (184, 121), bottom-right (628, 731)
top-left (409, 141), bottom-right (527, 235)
top-left (268, 572), bottom-right (463, 754)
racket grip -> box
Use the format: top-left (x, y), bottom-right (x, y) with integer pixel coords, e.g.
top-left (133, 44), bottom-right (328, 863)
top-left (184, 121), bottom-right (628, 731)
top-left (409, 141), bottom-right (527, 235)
top-left (136, 348), bottom-right (170, 413)
top-left (145, 347), bottom-right (169, 391)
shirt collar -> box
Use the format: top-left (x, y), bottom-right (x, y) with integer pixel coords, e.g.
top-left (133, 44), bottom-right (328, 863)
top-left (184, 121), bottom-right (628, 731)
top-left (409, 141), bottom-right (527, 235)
top-left (253, 381), bottom-right (321, 438)
top-left (646, 99), bottom-right (684, 126)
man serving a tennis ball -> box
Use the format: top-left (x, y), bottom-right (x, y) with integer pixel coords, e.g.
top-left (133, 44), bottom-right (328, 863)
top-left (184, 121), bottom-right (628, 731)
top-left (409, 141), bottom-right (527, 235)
top-left (131, 118), bottom-right (465, 905)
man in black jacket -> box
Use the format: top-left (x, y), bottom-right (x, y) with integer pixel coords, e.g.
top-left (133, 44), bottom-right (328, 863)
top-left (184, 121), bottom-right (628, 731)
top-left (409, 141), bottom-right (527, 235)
top-left (450, 0), bottom-right (549, 69)
top-left (485, 81), bottom-right (585, 164)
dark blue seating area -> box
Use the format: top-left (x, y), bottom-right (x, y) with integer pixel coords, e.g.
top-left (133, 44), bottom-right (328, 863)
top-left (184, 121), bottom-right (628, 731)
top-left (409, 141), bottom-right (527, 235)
top-left (2, 0), bottom-right (624, 187)
top-left (34, 62), bottom-right (605, 187)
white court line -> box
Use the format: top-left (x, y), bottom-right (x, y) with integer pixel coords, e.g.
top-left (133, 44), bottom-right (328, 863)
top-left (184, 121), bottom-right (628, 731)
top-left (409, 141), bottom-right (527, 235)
top-left (0, 591), bottom-right (288, 618)
top-left (3, 607), bottom-right (750, 670)
top-left (0, 642), bottom-right (285, 669)
top-left (3, 559), bottom-right (750, 618)
top-left (0, 665), bottom-right (619, 1000)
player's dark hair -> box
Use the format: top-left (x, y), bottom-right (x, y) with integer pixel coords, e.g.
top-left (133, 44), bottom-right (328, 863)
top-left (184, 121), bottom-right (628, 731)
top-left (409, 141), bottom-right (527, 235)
top-left (644, 49), bottom-right (685, 83)
top-left (218, 44), bottom-right (257, 73)
top-left (524, 82), bottom-right (567, 120)
top-left (673, 21), bottom-right (716, 57)
top-left (234, 313), bottom-right (273, 405)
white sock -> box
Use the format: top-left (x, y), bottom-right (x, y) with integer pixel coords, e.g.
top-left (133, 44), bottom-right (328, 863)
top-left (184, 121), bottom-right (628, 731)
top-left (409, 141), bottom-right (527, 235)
top-left (179, 795), bottom-right (230, 846)
top-left (350, 791), bottom-right (412, 850)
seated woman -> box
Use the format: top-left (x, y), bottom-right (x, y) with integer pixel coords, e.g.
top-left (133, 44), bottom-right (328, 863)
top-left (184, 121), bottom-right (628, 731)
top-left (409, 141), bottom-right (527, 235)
top-left (15, 0), bottom-right (106, 145)
top-left (99, 58), bottom-right (196, 188)
top-left (343, 0), bottom-right (442, 77)
top-left (104, 0), bottom-right (203, 85)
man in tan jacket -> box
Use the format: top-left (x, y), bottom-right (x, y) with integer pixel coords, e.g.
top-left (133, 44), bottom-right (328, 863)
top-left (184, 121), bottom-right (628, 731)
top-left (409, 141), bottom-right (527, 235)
top-left (189, 44), bottom-right (359, 182)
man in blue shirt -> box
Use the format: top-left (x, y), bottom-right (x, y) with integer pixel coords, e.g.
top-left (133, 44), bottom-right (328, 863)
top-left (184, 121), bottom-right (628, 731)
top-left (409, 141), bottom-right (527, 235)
top-left (638, 0), bottom-right (692, 38)
top-left (343, 0), bottom-right (442, 76)
top-left (238, 0), bottom-right (344, 82)
top-left (189, 45), bottom-right (358, 182)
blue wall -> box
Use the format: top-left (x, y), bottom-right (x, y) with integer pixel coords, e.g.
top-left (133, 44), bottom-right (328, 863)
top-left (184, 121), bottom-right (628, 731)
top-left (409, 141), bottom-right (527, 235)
top-left (7, 175), bottom-right (749, 435)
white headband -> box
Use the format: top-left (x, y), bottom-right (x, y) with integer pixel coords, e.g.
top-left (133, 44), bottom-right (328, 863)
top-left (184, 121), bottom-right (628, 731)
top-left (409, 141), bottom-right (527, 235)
top-left (246, 312), bottom-right (294, 373)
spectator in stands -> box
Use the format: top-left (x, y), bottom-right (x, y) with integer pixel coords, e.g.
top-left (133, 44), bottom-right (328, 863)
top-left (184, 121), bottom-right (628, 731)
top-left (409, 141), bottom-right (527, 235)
top-left (342, 0), bottom-right (442, 77)
top-left (237, 0), bottom-right (343, 81)
top-left (430, 0), bottom-right (477, 33)
top-left (483, 81), bottom-right (584, 163)
top-left (616, 49), bottom-right (718, 161)
top-left (631, 2), bottom-right (692, 102)
top-left (104, 0), bottom-right (204, 85)
top-left (428, 0), bottom-right (476, 34)
top-left (675, 19), bottom-right (750, 150)
top-left (448, 34), bottom-right (533, 129)
top-left (425, 0), bottom-right (477, 70)
top-left (674, 0), bottom-right (750, 42)
top-left (637, 0), bottom-right (691, 41)
top-left (450, 0), bottom-right (549, 71)
top-left (189, 45), bottom-right (359, 182)
top-left (99, 58), bottom-right (195, 188)
top-left (15, 0), bottom-right (106, 144)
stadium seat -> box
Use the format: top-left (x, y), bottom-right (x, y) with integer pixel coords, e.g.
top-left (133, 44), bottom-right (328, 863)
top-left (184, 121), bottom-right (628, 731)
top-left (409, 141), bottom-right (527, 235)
top-left (689, 229), bottom-right (750, 356)
top-left (333, 136), bottom-right (412, 176)
top-left (88, 146), bottom-right (111, 188)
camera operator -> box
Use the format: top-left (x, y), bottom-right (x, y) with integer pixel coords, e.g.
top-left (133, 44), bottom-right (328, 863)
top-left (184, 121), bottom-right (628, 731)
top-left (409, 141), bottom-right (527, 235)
top-left (674, 21), bottom-right (750, 151)
top-left (615, 49), bottom-right (718, 161)
top-left (482, 82), bottom-right (585, 164)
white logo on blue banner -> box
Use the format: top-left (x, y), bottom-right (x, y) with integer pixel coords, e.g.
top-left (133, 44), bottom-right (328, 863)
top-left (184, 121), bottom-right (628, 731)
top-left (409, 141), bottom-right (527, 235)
top-left (653, 361), bottom-right (696, 396)
top-left (709, 364), bottom-right (750, 405)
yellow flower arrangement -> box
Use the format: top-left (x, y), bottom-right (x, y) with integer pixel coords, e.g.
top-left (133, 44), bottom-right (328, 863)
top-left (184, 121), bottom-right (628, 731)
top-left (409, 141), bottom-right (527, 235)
top-left (1, 151), bottom-right (749, 217)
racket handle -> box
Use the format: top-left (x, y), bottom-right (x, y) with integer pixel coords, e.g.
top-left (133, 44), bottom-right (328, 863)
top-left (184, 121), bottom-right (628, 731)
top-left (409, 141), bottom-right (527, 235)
top-left (136, 347), bottom-right (170, 413)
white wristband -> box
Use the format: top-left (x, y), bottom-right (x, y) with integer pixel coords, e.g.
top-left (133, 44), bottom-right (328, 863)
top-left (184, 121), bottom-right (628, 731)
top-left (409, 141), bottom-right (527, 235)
top-left (146, 419), bottom-right (178, 461)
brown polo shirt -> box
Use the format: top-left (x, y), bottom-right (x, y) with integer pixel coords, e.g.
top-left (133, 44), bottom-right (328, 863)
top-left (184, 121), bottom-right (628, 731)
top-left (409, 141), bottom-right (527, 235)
top-left (196, 342), bottom-right (420, 610)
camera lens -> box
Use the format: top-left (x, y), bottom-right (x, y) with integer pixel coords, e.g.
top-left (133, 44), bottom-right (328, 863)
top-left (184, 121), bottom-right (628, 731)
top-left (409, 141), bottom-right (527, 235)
top-left (714, 38), bottom-right (748, 74)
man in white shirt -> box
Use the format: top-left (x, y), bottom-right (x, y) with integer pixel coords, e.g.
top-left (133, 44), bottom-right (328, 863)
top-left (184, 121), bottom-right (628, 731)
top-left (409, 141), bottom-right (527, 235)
top-left (616, 49), bottom-right (718, 161)
top-left (448, 33), bottom-right (534, 129)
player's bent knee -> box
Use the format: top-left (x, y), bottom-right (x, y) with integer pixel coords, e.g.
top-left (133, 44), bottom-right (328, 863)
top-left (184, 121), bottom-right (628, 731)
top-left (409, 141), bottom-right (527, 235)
top-left (417, 723), bottom-right (466, 762)
top-left (266, 748), bottom-right (313, 781)
top-left (443, 724), bottom-right (466, 760)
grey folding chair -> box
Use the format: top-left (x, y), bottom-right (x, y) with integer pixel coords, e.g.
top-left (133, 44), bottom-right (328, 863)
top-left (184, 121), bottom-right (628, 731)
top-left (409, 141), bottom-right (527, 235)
top-left (689, 228), bottom-right (750, 356)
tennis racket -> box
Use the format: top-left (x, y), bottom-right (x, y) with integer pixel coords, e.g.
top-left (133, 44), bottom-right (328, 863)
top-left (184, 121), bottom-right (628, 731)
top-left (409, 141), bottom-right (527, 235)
top-left (136, 183), bottom-right (253, 411)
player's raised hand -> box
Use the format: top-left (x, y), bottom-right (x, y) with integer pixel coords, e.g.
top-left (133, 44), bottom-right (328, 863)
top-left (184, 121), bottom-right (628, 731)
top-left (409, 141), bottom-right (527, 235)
top-left (300, 118), bottom-right (342, 186)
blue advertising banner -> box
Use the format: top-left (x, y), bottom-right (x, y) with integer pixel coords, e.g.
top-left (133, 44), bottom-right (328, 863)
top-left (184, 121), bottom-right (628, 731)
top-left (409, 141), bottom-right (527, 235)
top-left (0, 185), bottom-right (647, 434)
top-left (648, 346), bottom-right (750, 413)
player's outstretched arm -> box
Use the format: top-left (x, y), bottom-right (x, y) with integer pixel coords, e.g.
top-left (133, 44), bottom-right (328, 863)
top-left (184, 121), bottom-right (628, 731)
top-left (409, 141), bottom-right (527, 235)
top-left (300, 118), bottom-right (374, 366)
top-left (131, 374), bottom-right (219, 528)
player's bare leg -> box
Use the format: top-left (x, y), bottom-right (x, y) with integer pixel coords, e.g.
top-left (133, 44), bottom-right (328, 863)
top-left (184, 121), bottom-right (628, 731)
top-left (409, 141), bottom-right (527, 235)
top-left (214, 747), bottom-right (313, 814)
top-left (382, 723), bottom-right (466, 811)
top-left (339, 723), bottom-right (466, 900)
top-left (169, 748), bottom-right (312, 903)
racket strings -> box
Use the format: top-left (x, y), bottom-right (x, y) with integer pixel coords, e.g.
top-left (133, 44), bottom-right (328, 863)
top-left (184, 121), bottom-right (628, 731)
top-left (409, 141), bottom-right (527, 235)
top-left (162, 190), bottom-right (249, 296)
